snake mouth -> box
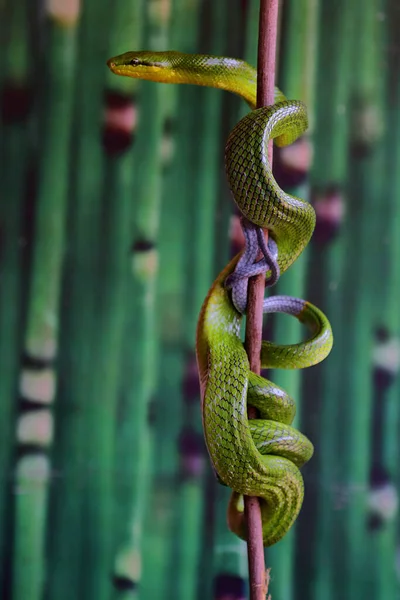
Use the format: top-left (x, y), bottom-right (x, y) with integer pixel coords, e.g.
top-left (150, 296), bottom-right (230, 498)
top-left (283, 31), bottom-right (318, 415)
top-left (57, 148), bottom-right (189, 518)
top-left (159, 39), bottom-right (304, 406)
top-left (107, 58), bottom-right (164, 80)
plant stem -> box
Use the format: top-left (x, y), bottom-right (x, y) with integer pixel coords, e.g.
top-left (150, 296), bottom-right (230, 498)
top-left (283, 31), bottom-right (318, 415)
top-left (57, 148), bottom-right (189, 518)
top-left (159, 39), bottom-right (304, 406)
top-left (244, 1), bottom-right (279, 598)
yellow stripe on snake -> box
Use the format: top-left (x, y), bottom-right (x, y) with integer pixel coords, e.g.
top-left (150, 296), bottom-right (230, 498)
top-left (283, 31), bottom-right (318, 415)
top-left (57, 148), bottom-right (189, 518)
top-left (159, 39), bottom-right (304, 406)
top-left (108, 51), bottom-right (333, 546)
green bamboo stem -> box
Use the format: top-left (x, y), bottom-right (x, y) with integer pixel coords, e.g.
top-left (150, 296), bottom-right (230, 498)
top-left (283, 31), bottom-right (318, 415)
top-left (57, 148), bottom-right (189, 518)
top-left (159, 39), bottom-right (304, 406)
top-left (307, 1), bottom-right (356, 598)
top-left (173, 0), bottom-right (235, 596)
top-left (11, 7), bottom-right (79, 599)
top-left (159, 2), bottom-right (205, 596)
top-left (265, 3), bottom-right (320, 599)
top-left (186, 0), bottom-right (229, 343)
top-left (85, 161), bottom-right (134, 600)
top-left (45, 0), bottom-right (113, 596)
top-left (140, 356), bottom-right (185, 600)
top-left (149, 0), bottom-right (197, 449)
top-left (381, 13), bottom-right (400, 485)
top-left (12, 456), bottom-right (50, 600)
top-left (213, 479), bottom-right (249, 597)
top-left (174, 481), bottom-right (205, 599)
top-left (377, 388), bottom-right (400, 600)
top-left (23, 0), bottom-right (78, 359)
top-left (211, 0), bottom-right (246, 273)
top-left (375, 0), bottom-right (400, 486)
top-left (110, 2), bottom-right (172, 597)
top-left (105, 0), bottom-right (145, 593)
top-left (330, 1), bottom-right (382, 598)
top-left (364, 3), bottom-right (400, 598)
top-left (188, 1), bottom-right (236, 597)
top-left (78, 0), bottom-right (169, 596)
top-left (208, 2), bottom-right (250, 597)
top-left (140, 1), bottom-right (203, 597)
top-left (22, 0), bottom-right (78, 365)
top-left (0, 0), bottom-right (31, 589)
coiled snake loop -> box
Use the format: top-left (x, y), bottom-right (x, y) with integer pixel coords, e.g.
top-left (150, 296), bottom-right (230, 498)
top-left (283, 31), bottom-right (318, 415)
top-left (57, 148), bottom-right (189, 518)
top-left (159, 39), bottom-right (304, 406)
top-left (107, 51), bottom-right (333, 546)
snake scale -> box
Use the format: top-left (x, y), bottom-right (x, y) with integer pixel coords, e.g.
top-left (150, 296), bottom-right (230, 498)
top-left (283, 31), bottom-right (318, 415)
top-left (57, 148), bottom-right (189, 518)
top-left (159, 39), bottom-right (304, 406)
top-left (107, 51), bottom-right (333, 546)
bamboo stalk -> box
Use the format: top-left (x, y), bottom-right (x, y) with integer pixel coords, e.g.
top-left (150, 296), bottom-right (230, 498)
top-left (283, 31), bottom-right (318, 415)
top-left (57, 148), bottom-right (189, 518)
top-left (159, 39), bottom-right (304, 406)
top-left (175, 0), bottom-right (231, 598)
top-left (364, 3), bottom-right (399, 598)
top-left (243, 2), bottom-right (279, 599)
top-left (12, 456), bottom-right (50, 600)
top-left (307, 2), bottom-right (355, 599)
top-left (213, 0), bottom-right (247, 271)
top-left (45, 0), bottom-right (112, 596)
top-left (213, 480), bottom-right (249, 598)
top-left (139, 1), bottom-right (202, 597)
top-left (325, 1), bottom-right (381, 598)
top-left (103, 4), bottom-right (145, 596)
top-left (266, 2), bottom-right (320, 599)
top-left (209, 3), bottom-right (251, 598)
top-left (186, 0), bottom-right (229, 343)
top-left (11, 6), bottom-right (79, 598)
top-left (110, 2), bottom-right (171, 597)
top-left (163, 0), bottom-right (206, 595)
top-left (23, 1), bottom-right (78, 362)
top-left (0, 0), bottom-right (31, 588)
top-left (79, 0), bottom-right (168, 596)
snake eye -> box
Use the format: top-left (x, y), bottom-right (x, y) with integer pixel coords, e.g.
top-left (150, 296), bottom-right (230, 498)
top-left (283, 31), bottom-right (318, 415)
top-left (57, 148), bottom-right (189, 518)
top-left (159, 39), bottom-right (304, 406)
top-left (129, 58), bottom-right (141, 66)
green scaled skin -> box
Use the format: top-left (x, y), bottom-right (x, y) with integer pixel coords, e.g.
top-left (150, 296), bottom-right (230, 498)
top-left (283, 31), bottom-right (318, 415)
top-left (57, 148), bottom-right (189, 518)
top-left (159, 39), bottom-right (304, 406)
top-left (107, 50), bottom-right (333, 546)
top-left (107, 50), bottom-right (285, 109)
top-left (196, 254), bottom-right (332, 546)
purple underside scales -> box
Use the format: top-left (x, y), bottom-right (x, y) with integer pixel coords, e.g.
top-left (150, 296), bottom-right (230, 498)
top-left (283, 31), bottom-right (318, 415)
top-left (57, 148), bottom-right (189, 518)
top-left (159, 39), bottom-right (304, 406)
top-left (225, 218), bottom-right (303, 317)
top-left (224, 218), bottom-right (272, 313)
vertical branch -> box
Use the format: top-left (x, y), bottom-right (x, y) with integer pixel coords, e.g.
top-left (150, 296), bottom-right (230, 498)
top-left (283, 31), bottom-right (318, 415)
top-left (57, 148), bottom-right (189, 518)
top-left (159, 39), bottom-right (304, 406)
top-left (244, 1), bottom-right (279, 599)
top-left (256, 0), bottom-right (279, 111)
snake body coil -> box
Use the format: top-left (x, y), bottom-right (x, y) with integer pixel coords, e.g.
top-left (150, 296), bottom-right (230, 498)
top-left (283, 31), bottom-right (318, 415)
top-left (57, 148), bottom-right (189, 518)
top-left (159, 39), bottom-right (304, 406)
top-left (108, 51), bottom-right (333, 546)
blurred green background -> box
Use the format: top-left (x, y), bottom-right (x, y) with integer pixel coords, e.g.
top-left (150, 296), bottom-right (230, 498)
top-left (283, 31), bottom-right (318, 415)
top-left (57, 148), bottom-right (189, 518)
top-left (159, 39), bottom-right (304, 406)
top-left (1, 0), bottom-right (399, 599)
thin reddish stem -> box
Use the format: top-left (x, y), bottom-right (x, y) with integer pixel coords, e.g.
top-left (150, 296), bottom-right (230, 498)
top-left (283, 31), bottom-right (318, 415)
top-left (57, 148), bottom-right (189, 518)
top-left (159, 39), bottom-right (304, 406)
top-left (244, 1), bottom-right (279, 599)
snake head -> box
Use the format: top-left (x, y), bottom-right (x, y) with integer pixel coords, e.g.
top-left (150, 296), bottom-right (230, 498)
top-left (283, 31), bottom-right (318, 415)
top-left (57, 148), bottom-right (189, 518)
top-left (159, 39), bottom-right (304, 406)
top-left (107, 51), bottom-right (175, 81)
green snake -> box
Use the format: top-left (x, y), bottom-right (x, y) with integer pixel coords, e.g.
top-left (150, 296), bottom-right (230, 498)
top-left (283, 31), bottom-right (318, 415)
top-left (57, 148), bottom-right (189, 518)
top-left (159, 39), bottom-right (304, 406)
top-left (107, 51), bottom-right (333, 546)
